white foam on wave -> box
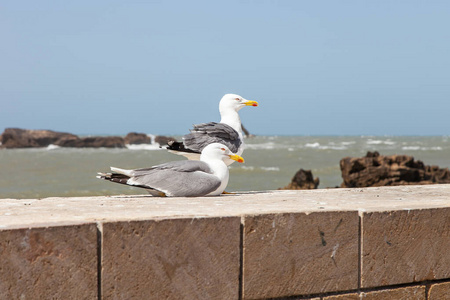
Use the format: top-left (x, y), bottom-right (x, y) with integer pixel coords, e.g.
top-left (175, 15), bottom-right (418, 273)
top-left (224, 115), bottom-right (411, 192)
top-left (319, 146), bottom-right (348, 150)
top-left (147, 134), bottom-right (156, 144)
top-left (304, 142), bottom-right (347, 150)
top-left (231, 165), bottom-right (280, 172)
top-left (367, 139), bottom-right (396, 145)
top-left (240, 166), bottom-right (255, 171)
top-left (305, 142), bottom-right (320, 148)
top-left (125, 144), bottom-right (163, 151)
top-left (246, 141), bottom-right (350, 151)
top-left (402, 146), bottom-right (443, 151)
top-left (123, 133), bottom-right (166, 150)
top-left (261, 167), bottom-right (280, 171)
top-left (245, 142), bottom-right (276, 150)
top-left (46, 144), bottom-right (61, 150)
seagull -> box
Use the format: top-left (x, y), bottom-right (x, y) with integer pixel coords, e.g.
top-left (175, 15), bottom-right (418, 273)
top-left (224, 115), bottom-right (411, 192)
top-left (167, 94), bottom-right (258, 165)
top-left (97, 143), bottom-right (244, 197)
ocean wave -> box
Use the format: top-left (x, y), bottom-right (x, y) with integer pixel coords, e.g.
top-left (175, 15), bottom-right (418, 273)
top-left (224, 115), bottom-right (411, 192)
top-left (230, 166), bottom-right (280, 172)
top-left (366, 139), bottom-right (396, 145)
top-left (261, 167), bottom-right (280, 171)
top-left (125, 144), bottom-right (163, 150)
top-left (305, 142), bottom-right (320, 148)
top-left (305, 142), bottom-right (347, 150)
top-left (402, 146), bottom-right (443, 151)
top-left (46, 144), bottom-right (61, 150)
top-left (320, 146), bottom-right (348, 150)
top-left (244, 142), bottom-right (277, 150)
top-left (239, 166), bottom-right (255, 171)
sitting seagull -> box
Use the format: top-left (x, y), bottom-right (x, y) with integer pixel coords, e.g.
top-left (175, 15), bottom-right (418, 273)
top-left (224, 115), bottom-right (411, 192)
top-left (167, 94), bottom-right (258, 165)
top-left (97, 143), bottom-right (244, 197)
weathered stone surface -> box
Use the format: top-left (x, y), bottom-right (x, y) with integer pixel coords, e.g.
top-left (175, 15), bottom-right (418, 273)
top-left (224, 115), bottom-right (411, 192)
top-left (124, 132), bottom-right (151, 144)
top-left (280, 168), bottom-right (320, 190)
top-left (323, 293), bottom-right (359, 300)
top-left (154, 135), bottom-right (176, 146)
top-left (242, 211), bottom-right (359, 299)
top-left (340, 151), bottom-right (450, 188)
top-left (55, 136), bottom-right (125, 148)
top-left (428, 282), bottom-right (450, 299)
top-left (0, 128), bottom-right (78, 148)
top-left (101, 217), bottom-right (240, 300)
top-left (2, 186), bottom-right (450, 232)
top-left (361, 207), bottom-right (450, 288)
top-left (360, 285), bottom-right (425, 299)
top-left (0, 224), bottom-right (98, 299)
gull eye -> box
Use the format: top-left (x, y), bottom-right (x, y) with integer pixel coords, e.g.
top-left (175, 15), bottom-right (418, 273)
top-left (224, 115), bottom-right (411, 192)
top-left (235, 98), bottom-right (240, 101)
top-left (220, 147), bottom-right (226, 151)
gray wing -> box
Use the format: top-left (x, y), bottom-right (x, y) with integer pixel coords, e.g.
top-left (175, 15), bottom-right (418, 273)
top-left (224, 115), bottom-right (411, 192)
top-left (182, 122), bottom-right (241, 153)
top-left (129, 161), bottom-right (221, 197)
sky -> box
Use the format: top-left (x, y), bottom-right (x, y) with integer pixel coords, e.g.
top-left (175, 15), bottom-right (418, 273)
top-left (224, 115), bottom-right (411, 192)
top-left (1, 1), bottom-right (449, 136)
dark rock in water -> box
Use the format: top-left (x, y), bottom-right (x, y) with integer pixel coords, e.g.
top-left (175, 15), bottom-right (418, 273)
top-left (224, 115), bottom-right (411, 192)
top-left (154, 135), bottom-right (177, 146)
top-left (0, 128), bottom-right (78, 148)
top-left (124, 132), bottom-right (151, 145)
top-left (340, 151), bottom-right (450, 188)
top-left (0, 128), bottom-right (171, 149)
top-left (241, 124), bottom-right (255, 138)
top-left (55, 136), bottom-right (125, 148)
top-left (280, 169), bottom-right (320, 190)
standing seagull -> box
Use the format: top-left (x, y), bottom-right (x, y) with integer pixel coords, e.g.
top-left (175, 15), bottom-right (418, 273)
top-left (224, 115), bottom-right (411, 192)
top-left (97, 143), bottom-right (244, 197)
top-left (167, 94), bottom-right (258, 165)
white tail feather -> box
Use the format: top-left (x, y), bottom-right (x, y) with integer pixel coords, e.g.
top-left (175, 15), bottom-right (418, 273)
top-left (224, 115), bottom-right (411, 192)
top-left (110, 167), bottom-right (133, 176)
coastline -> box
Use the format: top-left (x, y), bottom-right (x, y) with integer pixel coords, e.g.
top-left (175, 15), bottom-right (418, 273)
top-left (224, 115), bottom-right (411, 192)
top-left (1, 135), bottom-right (449, 199)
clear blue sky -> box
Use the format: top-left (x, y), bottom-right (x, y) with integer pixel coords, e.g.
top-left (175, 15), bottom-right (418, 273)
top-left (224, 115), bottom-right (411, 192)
top-left (1, 1), bottom-right (449, 136)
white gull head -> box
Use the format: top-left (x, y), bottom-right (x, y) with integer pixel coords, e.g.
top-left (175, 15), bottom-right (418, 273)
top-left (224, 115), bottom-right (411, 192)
top-left (219, 94), bottom-right (258, 114)
top-left (219, 94), bottom-right (259, 133)
top-left (200, 143), bottom-right (244, 196)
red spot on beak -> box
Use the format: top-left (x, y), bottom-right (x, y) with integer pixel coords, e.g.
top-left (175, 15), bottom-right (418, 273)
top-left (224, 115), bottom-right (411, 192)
top-left (252, 103), bottom-right (258, 106)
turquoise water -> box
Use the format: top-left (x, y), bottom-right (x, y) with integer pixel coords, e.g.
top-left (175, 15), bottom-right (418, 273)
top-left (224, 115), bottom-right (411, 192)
top-left (1, 136), bottom-right (449, 199)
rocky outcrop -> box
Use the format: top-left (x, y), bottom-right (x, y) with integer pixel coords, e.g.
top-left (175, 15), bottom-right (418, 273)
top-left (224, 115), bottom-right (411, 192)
top-left (54, 136), bottom-right (126, 148)
top-left (340, 151), bottom-right (450, 188)
top-left (154, 135), bottom-right (176, 146)
top-left (280, 169), bottom-right (320, 190)
top-left (241, 124), bottom-right (254, 138)
top-left (124, 132), bottom-right (151, 145)
top-left (0, 128), bottom-right (78, 148)
top-left (0, 128), bottom-right (177, 148)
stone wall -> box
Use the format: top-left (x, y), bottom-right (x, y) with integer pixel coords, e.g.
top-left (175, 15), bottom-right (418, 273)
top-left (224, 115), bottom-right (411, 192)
top-left (1, 185), bottom-right (450, 299)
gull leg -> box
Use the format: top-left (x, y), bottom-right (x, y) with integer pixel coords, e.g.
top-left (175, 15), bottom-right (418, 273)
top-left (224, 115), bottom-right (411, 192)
top-left (222, 191), bottom-right (236, 195)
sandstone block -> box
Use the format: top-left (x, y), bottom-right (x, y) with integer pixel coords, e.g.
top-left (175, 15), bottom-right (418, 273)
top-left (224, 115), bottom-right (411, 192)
top-left (0, 224), bottom-right (98, 299)
top-left (360, 285), bottom-right (425, 299)
top-left (242, 211), bottom-right (359, 299)
top-left (428, 282), bottom-right (450, 300)
top-left (101, 217), bottom-right (240, 300)
top-left (361, 207), bottom-right (450, 288)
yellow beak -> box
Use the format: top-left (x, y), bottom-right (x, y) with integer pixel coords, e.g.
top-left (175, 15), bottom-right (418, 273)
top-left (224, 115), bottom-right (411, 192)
top-left (244, 100), bottom-right (259, 107)
top-left (229, 154), bottom-right (245, 163)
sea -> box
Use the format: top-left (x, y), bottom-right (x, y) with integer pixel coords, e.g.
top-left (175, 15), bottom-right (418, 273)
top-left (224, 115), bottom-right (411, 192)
top-left (1, 136), bottom-right (449, 199)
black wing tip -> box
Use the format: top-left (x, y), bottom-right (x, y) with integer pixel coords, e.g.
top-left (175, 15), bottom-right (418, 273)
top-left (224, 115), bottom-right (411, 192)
top-left (166, 141), bottom-right (200, 154)
top-left (96, 172), bottom-right (130, 184)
